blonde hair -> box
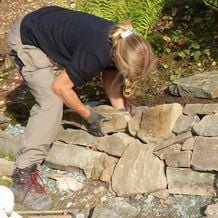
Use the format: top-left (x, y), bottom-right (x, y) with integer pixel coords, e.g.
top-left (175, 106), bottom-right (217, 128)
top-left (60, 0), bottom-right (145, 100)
top-left (109, 20), bottom-right (155, 82)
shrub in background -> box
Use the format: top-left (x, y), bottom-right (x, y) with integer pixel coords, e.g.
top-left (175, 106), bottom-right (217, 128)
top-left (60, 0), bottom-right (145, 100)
top-left (75, 0), bottom-right (166, 37)
top-left (203, 0), bottom-right (218, 10)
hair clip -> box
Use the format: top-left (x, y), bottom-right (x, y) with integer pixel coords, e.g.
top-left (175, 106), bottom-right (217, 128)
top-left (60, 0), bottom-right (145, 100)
top-left (120, 28), bottom-right (135, 38)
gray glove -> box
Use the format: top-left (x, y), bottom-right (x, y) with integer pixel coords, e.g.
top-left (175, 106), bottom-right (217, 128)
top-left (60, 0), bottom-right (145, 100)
top-left (86, 110), bottom-right (111, 136)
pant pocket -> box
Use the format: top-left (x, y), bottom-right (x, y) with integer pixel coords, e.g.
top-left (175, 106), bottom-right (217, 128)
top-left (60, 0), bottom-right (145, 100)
top-left (18, 47), bottom-right (52, 70)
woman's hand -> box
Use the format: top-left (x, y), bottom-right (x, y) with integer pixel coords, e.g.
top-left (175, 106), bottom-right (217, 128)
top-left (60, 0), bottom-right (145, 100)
top-left (102, 70), bottom-right (126, 110)
top-left (86, 109), bottom-right (111, 136)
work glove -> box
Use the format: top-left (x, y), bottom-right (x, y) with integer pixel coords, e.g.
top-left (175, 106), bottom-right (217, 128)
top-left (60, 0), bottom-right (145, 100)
top-left (86, 109), bottom-right (111, 137)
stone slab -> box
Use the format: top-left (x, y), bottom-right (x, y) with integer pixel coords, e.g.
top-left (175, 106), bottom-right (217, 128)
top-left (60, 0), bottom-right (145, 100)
top-left (63, 105), bottom-right (130, 134)
top-left (45, 141), bottom-right (114, 179)
top-left (182, 137), bottom-right (196, 151)
top-left (154, 131), bottom-right (193, 151)
top-left (154, 144), bottom-right (191, 168)
top-left (192, 113), bottom-right (218, 136)
top-left (167, 167), bottom-right (216, 196)
top-left (112, 140), bottom-right (167, 196)
top-left (172, 114), bottom-right (200, 134)
top-left (96, 132), bottom-right (135, 157)
top-left (137, 103), bottom-right (182, 143)
top-left (191, 136), bottom-right (218, 171)
top-left (183, 103), bottom-right (218, 116)
top-left (169, 70), bottom-right (218, 98)
top-left (205, 203), bottom-right (218, 217)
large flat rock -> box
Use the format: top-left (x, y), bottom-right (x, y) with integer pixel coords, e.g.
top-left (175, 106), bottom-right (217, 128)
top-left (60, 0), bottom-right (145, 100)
top-left (112, 140), bottom-right (167, 196)
top-left (183, 103), bottom-right (218, 116)
top-left (63, 105), bottom-right (130, 134)
top-left (191, 136), bottom-right (218, 171)
top-left (169, 70), bottom-right (218, 98)
top-left (192, 113), bottom-right (218, 136)
top-left (137, 103), bottom-right (182, 143)
top-left (57, 129), bottom-right (135, 157)
top-left (167, 167), bottom-right (216, 196)
top-left (45, 141), bottom-right (117, 181)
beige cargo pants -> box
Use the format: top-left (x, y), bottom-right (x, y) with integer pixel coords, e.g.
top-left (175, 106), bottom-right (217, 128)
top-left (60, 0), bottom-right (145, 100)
top-left (8, 16), bottom-right (63, 169)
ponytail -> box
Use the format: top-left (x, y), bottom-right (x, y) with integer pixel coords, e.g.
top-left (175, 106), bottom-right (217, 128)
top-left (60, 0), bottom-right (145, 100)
top-left (109, 20), bottom-right (155, 82)
top-left (109, 20), bottom-right (133, 50)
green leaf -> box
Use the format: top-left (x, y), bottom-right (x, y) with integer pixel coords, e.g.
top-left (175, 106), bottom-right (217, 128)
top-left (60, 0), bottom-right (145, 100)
top-left (178, 51), bottom-right (186, 59)
top-left (171, 7), bottom-right (178, 17)
top-left (169, 74), bottom-right (179, 81)
top-left (184, 49), bottom-right (191, 56)
top-left (161, 63), bottom-right (168, 69)
top-left (203, 49), bottom-right (211, 56)
top-left (193, 51), bottom-right (202, 61)
top-left (191, 42), bottom-right (200, 49)
top-left (164, 47), bottom-right (171, 54)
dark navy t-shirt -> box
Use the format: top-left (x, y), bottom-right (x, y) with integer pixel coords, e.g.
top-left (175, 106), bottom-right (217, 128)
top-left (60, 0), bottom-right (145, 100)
top-left (20, 6), bottom-right (115, 86)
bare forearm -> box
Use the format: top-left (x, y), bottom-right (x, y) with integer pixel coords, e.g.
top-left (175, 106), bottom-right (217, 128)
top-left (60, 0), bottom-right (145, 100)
top-left (102, 71), bottom-right (125, 109)
top-left (52, 71), bottom-right (90, 119)
top-left (59, 88), bottom-right (90, 119)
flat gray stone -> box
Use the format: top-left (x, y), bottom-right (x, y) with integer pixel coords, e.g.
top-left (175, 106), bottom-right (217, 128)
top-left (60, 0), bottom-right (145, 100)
top-left (57, 129), bottom-right (95, 147)
top-left (63, 105), bottom-right (130, 134)
top-left (191, 136), bottom-right (218, 171)
top-left (128, 108), bottom-right (143, 137)
top-left (154, 143), bottom-right (181, 160)
top-left (182, 137), bottom-right (196, 151)
top-left (183, 103), bottom-right (218, 116)
top-left (45, 141), bottom-right (117, 180)
top-left (192, 113), bottom-right (218, 136)
top-left (112, 140), bottom-right (167, 196)
top-left (167, 167), bottom-right (216, 196)
top-left (169, 70), bottom-right (218, 98)
top-left (155, 144), bottom-right (191, 167)
top-left (97, 132), bottom-right (135, 157)
top-left (172, 114), bottom-right (200, 134)
top-left (154, 131), bottom-right (193, 151)
top-left (58, 129), bottom-right (135, 157)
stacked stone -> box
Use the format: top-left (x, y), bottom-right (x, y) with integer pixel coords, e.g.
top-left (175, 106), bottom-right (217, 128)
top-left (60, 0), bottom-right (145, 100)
top-left (0, 104), bottom-right (218, 201)
top-left (50, 103), bottom-right (218, 200)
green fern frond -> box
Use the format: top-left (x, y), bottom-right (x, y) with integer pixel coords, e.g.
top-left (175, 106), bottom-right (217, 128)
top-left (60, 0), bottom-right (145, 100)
top-left (127, 0), bottom-right (165, 36)
top-left (203, 0), bottom-right (218, 10)
top-left (75, 0), bottom-right (166, 37)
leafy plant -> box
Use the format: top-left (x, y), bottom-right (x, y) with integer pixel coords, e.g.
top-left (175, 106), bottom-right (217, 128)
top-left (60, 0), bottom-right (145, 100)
top-left (169, 69), bottom-right (181, 81)
top-left (203, 0), bottom-right (218, 10)
top-left (75, 0), bottom-right (167, 36)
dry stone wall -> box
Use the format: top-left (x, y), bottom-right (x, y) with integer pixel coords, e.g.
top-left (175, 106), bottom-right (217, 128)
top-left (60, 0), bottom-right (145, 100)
top-left (0, 103), bottom-right (218, 201)
top-left (53, 103), bottom-right (218, 199)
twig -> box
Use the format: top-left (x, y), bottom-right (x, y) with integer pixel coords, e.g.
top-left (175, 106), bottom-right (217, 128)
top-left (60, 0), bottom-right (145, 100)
top-left (15, 210), bottom-right (65, 215)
